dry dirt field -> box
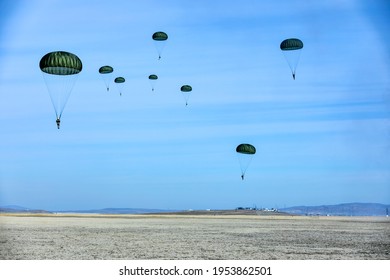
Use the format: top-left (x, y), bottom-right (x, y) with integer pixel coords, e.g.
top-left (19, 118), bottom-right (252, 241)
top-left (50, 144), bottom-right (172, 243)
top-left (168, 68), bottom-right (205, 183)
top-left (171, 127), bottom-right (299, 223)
top-left (0, 213), bottom-right (389, 260)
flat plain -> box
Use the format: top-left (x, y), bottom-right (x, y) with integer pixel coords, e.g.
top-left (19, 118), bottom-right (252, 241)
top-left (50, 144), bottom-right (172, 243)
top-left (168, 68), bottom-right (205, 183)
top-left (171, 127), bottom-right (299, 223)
top-left (0, 213), bottom-right (389, 259)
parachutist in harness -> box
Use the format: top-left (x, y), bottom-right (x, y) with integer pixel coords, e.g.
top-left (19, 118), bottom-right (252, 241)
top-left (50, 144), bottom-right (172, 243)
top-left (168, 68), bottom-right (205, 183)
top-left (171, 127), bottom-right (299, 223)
top-left (280, 38), bottom-right (303, 81)
top-left (236, 143), bottom-right (256, 181)
top-left (40, 51), bottom-right (82, 131)
top-left (180, 85), bottom-right (192, 107)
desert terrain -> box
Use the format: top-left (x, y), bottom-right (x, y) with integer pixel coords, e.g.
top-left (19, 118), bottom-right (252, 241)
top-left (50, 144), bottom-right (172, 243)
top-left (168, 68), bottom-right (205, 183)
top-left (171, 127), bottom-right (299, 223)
top-left (0, 213), bottom-right (389, 259)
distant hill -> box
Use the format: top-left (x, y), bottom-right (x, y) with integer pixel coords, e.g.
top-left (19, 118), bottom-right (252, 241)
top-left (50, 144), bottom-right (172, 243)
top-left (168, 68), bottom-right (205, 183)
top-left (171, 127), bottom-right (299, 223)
top-left (1, 203), bottom-right (389, 216)
top-left (0, 206), bottom-right (178, 214)
top-left (281, 203), bottom-right (390, 216)
top-left (0, 205), bottom-right (51, 214)
top-left (1, 205), bottom-right (30, 211)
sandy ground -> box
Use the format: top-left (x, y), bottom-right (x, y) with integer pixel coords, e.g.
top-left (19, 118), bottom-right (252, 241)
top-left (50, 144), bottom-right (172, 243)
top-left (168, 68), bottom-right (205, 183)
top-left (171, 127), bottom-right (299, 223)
top-left (0, 214), bottom-right (389, 260)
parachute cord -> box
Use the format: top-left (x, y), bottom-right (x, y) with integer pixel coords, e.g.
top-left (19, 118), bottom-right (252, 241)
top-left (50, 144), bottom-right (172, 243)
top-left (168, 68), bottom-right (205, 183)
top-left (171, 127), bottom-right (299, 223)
top-left (282, 50), bottom-right (301, 80)
top-left (238, 159), bottom-right (245, 179)
top-left (237, 153), bottom-right (253, 180)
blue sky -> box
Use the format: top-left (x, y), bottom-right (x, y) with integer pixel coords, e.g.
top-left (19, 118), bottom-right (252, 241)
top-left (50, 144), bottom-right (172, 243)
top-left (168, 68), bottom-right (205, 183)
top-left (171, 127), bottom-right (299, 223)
top-left (0, 0), bottom-right (389, 211)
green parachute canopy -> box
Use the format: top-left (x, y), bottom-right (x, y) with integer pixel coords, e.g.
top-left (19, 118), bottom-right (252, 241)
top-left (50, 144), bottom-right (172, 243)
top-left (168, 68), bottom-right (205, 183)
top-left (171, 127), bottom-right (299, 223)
top-left (149, 74), bottom-right (158, 80)
top-left (39, 51), bottom-right (82, 75)
top-left (99, 65), bottom-right (113, 74)
top-left (114, 77), bottom-right (125, 83)
top-left (152, 31), bottom-right (168, 41)
top-left (236, 144), bottom-right (256, 154)
top-left (180, 85), bottom-right (192, 92)
top-left (280, 38), bottom-right (303, 50)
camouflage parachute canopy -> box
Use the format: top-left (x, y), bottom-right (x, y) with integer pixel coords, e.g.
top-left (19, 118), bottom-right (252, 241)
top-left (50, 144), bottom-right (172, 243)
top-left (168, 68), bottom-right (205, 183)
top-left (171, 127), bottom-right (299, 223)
top-left (149, 74), bottom-right (158, 80)
top-left (236, 144), bottom-right (256, 154)
top-left (280, 38), bottom-right (303, 51)
top-left (39, 51), bottom-right (82, 75)
top-left (99, 65), bottom-right (114, 74)
top-left (180, 85), bottom-right (192, 92)
top-left (114, 77), bottom-right (125, 83)
top-left (152, 31), bottom-right (168, 41)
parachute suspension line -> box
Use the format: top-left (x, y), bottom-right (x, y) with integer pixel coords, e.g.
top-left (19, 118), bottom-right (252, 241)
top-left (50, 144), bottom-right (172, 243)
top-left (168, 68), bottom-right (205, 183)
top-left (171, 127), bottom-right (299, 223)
top-left (153, 38), bottom-right (166, 60)
top-left (42, 73), bottom-right (58, 118)
top-left (282, 51), bottom-right (294, 78)
top-left (182, 94), bottom-right (190, 106)
top-left (42, 72), bottom-right (78, 121)
top-left (282, 49), bottom-right (302, 80)
top-left (104, 79), bottom-right (110, 91)
top-left (237, 154), bottom-right (243, 174)
top-left (237, 153), bottom-right (254, 180)
top-left (292, 49), bottom-right (302, 79)
top-left (153, 41), bottom-right (164, 60)
top-left (100, 79), bottom-right (109, 92)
